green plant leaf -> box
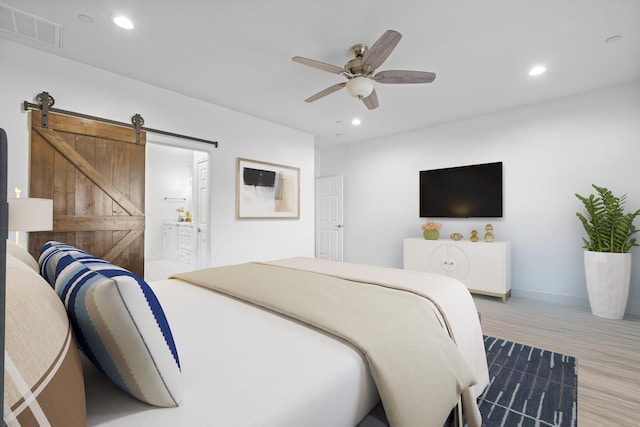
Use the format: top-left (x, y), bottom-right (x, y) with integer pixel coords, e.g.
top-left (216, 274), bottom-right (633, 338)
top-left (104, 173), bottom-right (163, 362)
top-left (575, 184), bottom-right (640, 253)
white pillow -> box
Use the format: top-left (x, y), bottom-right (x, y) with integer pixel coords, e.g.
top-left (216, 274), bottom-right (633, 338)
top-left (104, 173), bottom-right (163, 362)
top-left (6, 239), bottom-right (39, 272)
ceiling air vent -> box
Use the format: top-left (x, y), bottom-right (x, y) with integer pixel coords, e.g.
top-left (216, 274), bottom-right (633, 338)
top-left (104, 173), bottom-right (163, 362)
top-left (0, 3), bottom-right (61, 48)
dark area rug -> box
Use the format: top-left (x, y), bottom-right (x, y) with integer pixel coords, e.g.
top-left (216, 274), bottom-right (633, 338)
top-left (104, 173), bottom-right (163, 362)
top-left (359, 335), bottom-right (578, 427)
top-left (478, 336), bottom-right (577, 426)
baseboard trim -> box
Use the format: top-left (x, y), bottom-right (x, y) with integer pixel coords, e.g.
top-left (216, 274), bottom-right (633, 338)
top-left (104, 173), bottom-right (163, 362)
top-left (512, 288), bottom-right (640, 317)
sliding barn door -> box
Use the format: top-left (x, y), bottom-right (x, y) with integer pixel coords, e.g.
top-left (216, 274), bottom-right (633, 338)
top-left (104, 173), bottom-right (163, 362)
top-left (28, 110), bottom-right (146, 277)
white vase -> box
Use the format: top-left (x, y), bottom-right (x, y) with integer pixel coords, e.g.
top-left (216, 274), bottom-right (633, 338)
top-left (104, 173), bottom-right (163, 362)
top-left (583, 250), bottom-right (631, 319)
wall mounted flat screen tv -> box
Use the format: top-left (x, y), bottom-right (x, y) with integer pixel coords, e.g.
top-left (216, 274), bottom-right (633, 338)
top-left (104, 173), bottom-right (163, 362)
top-left (419, 161), bottom-right (503, 218)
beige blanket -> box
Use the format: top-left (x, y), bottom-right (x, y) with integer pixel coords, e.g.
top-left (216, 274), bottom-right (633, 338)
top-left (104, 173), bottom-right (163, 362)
top-left (268, 257), bottom-right (489, 401)
top-left (172, 261), bottom-right (477, 427)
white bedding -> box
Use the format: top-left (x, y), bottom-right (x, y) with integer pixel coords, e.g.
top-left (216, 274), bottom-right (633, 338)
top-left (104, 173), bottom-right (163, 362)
top-left (85, 278), bottom-right (380, 426)
top-left (84, 258), bottom-right (489, 426)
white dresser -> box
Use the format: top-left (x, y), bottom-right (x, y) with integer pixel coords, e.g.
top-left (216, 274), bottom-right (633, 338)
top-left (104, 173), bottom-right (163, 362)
top-left (403, 238), bottom-right (511, 302)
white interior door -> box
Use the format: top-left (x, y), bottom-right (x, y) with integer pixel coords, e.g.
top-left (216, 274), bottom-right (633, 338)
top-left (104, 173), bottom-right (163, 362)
top-left (196, 158), bottom-right (209, 267)
top-left (315, 176), bottom-right (343, 261)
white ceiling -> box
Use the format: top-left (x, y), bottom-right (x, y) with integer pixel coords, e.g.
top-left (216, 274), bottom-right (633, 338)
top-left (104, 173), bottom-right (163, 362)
top-left (2, 0), bottom-right (639, 148)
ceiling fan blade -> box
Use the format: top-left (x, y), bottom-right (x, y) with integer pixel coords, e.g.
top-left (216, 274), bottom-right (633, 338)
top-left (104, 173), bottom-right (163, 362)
top-left (373, 70), bottom-right (436, 84)
top-left (292, 56), bottom-right (345, 75)
top-left (361, 30), bottom-right (402, 70)
top-left (362, 89), bottom-right (379, 110)
top-left (305, 82), bottom-right (347, 103)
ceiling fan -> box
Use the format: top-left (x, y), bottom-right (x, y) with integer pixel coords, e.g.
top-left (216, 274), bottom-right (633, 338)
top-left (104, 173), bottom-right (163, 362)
top-left (292, 29), bottom-right (436, 110)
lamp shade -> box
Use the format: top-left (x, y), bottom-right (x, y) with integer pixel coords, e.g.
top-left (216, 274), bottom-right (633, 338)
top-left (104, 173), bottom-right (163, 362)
top-left (345, 76), bottom-right (374, 99)
top-left (8, 198), bottom-right (53, 231)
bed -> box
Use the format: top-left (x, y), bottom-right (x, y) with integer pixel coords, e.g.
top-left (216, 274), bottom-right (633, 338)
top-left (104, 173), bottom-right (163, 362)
top-left (2, 131), bottom-right (489, 426)
top-left (5, 246), bottom-right (489, 426)
top-left (88, 257), bottom-right (489, 426)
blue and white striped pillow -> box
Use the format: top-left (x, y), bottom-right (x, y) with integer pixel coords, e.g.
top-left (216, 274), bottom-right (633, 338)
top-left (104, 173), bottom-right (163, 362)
top-left (39, 241), bottom-right (182, 407)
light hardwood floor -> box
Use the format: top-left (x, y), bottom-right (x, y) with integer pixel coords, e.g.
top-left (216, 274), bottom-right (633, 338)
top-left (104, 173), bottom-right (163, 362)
top-left (473, 296), bottom-right (640, 427)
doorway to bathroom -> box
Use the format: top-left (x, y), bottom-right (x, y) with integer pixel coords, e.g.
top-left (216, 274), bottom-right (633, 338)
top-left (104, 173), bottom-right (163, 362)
top-left (144, 141), bottom-right (210, 281)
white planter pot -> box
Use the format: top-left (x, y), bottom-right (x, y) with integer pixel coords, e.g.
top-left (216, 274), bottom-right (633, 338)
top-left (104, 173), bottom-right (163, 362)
top-left (583, 250), bottom-right (631, 319)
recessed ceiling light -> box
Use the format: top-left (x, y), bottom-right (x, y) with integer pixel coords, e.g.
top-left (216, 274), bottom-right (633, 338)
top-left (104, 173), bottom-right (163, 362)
top-left (112, 15), bottom-right (134, 30)
top-left (78, 14), bottom-right (94, 24)
top-left (351, 118), bottom-right (361, 126)
top-left (529, 65), bottom-right (546, 76)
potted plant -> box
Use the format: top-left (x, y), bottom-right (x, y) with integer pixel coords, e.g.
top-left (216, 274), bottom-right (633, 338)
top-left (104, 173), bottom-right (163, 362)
top-left (421, 220), bottom-right (442, 240)
top-left (575, 184), bottom-right (640, 319)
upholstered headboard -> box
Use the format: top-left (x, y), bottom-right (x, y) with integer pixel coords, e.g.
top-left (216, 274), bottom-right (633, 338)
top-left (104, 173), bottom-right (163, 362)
top-left (1, 128), bottom-right (8, 414)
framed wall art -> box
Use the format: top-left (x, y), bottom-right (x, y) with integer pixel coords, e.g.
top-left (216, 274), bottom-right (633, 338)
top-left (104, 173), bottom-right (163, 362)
top-left (236, 158), bottom-right (300, 219)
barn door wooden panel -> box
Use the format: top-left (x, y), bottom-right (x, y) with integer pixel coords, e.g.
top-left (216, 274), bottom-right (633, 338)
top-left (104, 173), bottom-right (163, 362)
top-left (28, 110), bottom-right (146, 277)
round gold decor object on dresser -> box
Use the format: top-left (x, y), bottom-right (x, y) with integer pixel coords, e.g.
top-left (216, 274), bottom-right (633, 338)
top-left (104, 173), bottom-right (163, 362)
top-left (484, 224), bottom-right (495, 242)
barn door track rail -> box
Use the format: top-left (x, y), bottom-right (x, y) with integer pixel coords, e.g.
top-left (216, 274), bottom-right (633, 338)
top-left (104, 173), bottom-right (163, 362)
top-left (23, 91), bottom-right (218, 147)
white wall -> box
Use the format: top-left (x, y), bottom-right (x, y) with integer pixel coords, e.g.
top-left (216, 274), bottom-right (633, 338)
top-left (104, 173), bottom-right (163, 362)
top-left (318, 83), bottom-right (640, 315)
top-left (0, 39), bottom-right (315, 266)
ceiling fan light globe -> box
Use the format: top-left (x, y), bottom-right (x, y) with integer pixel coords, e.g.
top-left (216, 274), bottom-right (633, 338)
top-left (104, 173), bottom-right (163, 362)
top-left (345, 76), bottom-right (374, 99)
